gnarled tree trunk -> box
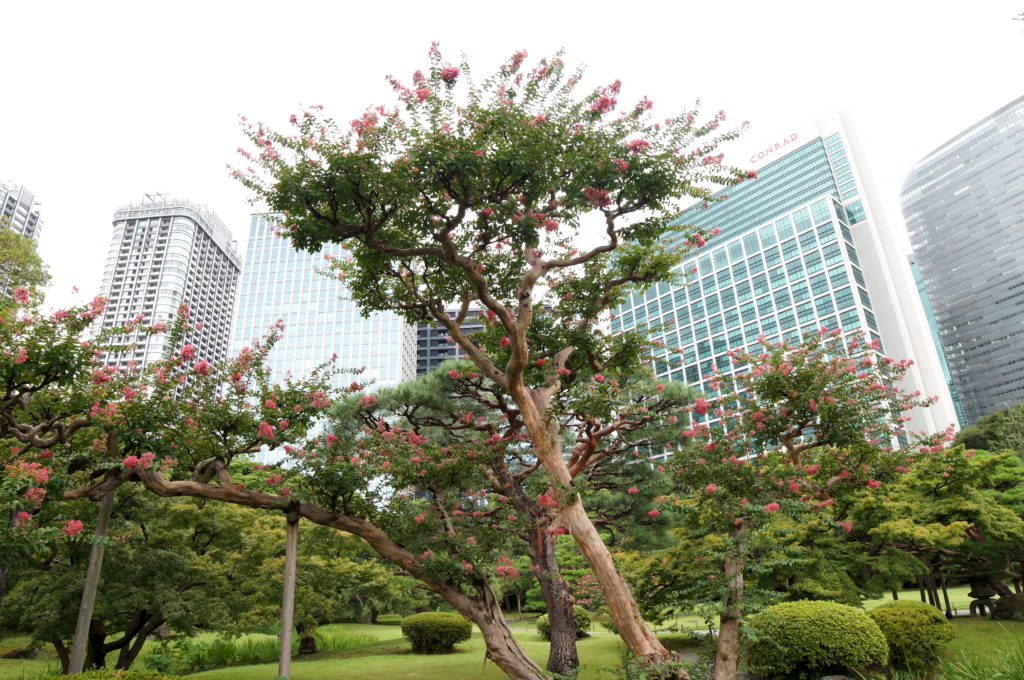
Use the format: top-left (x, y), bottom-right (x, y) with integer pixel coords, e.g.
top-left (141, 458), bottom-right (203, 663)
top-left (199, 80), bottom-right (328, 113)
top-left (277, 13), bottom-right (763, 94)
top-left (532, 527), bottom-right (579, 676)
top-left (712, 540), bottom-right (745, 680)
top-left (512, 384), bottom-right (683, 676)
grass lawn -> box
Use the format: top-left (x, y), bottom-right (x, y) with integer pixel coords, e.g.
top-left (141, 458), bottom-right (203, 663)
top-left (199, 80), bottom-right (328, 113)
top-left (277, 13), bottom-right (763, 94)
top-left (2, 614), bottom-right (1020, 680)
top-left (947, 617), bottom-right (1024, 659)
top-left (863, 585), bottom-right (975, 614)
top-left (189, 626), bottom-right (632, 680)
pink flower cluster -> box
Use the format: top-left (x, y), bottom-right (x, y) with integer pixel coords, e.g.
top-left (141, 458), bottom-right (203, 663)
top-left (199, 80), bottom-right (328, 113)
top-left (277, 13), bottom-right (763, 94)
top-left (62, 519), bottom-right (85, 537)
top-left (583, 186), bottom-right (612, 208)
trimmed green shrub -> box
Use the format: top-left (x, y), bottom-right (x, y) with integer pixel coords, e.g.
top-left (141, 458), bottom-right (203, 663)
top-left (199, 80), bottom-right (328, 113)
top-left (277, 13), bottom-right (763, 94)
top-left (536, 605), bottom-right (592, 640)
top-left (868, 600), bottom-right (953, 669)
top-left (745, 600), bottom-right (889, 680)
top-left (400, 612), bottom-right (472, 654)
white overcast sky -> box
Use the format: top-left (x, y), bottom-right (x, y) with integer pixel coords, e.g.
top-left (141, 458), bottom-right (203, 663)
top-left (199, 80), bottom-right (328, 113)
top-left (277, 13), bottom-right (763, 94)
top-left (2, 1), bottom-right (1021, 311)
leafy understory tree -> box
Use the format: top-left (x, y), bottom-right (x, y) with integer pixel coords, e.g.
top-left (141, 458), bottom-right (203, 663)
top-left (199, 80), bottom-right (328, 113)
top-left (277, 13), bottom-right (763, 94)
top-left (234, 42), bottom-right (752, 676)
top-left (670, 330), bottom-right (940, 680)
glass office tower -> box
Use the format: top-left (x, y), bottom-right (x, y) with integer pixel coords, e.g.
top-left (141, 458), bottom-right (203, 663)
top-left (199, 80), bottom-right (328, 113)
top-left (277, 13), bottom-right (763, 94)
top-left (232, 213), bottom-right (416, 463)
top-left (613, 112), bottom-right (959, 435)
top-left (232, 212), bottom-right (416, 385)
top-left (901, 95), bottom-right (1024, 424)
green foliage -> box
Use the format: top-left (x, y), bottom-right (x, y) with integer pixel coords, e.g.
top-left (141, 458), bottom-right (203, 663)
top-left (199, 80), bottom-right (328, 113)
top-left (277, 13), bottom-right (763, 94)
top-left (0, 225), bottom-right (50, 313)
top-left (400, 612), bottom-right (472, 654)
top-left (144, 631), bottom-right (378, 674)
top-left (955, 402), bottom-right (1024, 455)
top-left (745, 600), bottom-right (889, 680)
top-left (62, 672), bottom-right (173, 680)
top-left (868, 600), bottom-right (953, 670)
top-left (535, 606), bottom-right (592, 640)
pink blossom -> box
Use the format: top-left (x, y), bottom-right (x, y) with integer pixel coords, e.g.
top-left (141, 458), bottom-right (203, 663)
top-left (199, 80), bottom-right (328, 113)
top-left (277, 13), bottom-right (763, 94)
top-left (23, 487), bottom-right (46, 504)
top-left (705, 483), bottom-right (717, 492)
top-left (648, 509), bottom-right (661, 517)
top-left (612, 157), bottom-right (630, 172)
top-left (441, 65), bottom-right (461, 85)
top-left (12, 287), bottom-right (30, 304)
top-left (583, 186), bottom-right (612, 208)
top-left (627, 486), bottom-right (639, 495)
top-left (266, 474), bottom-right (283, 486)
top-left (594, 374), bottom-right (605, 383)
top-left (415, 88), bottom-right (430, 103)
top-left (763, 502), bottom-right (780, 514)
top-left (693, 397), bottom-right (710, 415)
top-left (277, 419), bottom-right (290, 430)
top-left (258, 421), bottom-right (275, 439)
top-left (61, 519), bottom-right (85, 537)
top-left (627, 139), bottom-right (651, 153)
top-left (499, 336), bottom-right (511, 348)
top-left (359, 394), bottom-right (377, 409)
top-left (14, 511), bottom-right (32, 528)
top-left (194, 360), bottom-right (211, 375)
top-left (14, 347), bottom-right (28, 364)
top-left (180, 344), bottom-right (197, 360)
top-left (122, 455), bottom-right (140, 468)
top-left (140, 452), bottom-right (156, 470)
top-left (265, 399), bottom-right (278, 410)
top-left (867, 478), bottom-right (880, 489)
top-left (590, 95), bottom-right (616, 114)
top-left (448, 369), bottom-right (463, 379)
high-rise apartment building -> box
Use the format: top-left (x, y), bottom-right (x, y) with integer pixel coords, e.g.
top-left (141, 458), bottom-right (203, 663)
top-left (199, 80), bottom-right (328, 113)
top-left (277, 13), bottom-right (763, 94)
top-left (612, 112), bottom-right (959, 436)
top-left (416, 309), bottom-right (486, 375)
top-left (96, 195), bottom-right (241, 367)
top-left (0, 181), bottom-right (43, 239)
top-left (901, 96), bottom-right (1024, 424)
top-left (232, 213), bottom-right (416, 388)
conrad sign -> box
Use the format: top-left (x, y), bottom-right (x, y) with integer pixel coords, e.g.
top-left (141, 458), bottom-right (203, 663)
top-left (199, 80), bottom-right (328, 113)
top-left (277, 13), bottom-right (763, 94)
top-left (750, 133), bottom-right (800, 164)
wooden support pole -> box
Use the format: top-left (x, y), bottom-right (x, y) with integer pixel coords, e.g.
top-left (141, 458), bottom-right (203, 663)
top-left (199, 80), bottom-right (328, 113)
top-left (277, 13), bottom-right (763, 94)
top-left (278, 506), bottom-right (299, 680)
top-left (69, 490), bottom-right (116, 674)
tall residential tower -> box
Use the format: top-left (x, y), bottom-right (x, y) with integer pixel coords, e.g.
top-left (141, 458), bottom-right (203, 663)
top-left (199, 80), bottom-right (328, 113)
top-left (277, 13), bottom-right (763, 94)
top-left (613, 113), bottom-right (959, 436)
top-left (96, 195), bottom-right (241, 367)
top-left (0, 181), bottom-right (43, 239)
top-left (901, 95), bottom-right (1024, 424)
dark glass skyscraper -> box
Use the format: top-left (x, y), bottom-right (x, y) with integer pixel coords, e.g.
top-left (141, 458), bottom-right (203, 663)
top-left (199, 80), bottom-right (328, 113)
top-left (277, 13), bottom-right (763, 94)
top-left (901, 95), bottom-right (1024, 424)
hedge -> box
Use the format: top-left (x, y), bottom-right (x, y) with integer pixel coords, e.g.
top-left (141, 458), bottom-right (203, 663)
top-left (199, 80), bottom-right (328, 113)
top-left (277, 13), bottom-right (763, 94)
top-left (536, 605), bottom-right (592, 640)
top-left (745, 600), bottom-right (889, 680)
top-left (868, 600), bottom-right (953, 669)
top-left (401, 612), bottom-right (472, 654)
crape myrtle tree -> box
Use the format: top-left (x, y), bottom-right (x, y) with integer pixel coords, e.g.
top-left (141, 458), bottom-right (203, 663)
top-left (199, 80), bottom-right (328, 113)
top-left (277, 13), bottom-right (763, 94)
top-left (0, 227), bottom-right (50, 315)
top-left (1, 289), bottom-right (117, 613)
top-left (343, 359), bottom-right (688, 675)
top-left (233, 43), bottom-right (753, 673)
top-left (667, 330), bottom-right (938, 680)
top-left (65, 315), bottom-right (551, 679)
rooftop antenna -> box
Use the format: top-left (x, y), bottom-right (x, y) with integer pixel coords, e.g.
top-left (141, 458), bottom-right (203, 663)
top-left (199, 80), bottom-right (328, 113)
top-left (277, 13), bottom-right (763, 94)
top-left (143, 192), bottom-right (169, 204)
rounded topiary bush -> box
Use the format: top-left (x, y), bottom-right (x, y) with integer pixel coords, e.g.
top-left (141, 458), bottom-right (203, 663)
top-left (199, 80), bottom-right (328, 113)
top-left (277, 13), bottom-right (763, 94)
top-left (401, 612), bottom-right (472, 654)
top-left (745, 600), bottom-right (889, 680)
top-left (868, 600), bottom-right (953, 669)
top-left (536, 605), bottom-right (592, 640)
